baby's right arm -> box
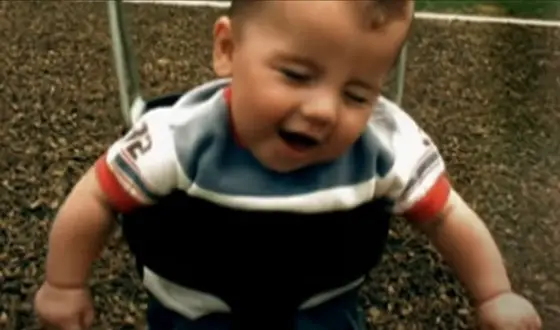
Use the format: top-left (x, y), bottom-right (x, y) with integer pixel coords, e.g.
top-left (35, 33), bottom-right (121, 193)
top-left (44, 109), bottom-right (179, 288)
top-left (44, 166), bottom-right (120, 288)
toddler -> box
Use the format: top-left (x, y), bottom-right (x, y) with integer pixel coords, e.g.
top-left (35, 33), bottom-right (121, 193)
top-left (35, 1), bottom-right (541, 329)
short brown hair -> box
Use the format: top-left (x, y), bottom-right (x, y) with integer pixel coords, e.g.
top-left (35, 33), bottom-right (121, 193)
top-left (228, 0), bottom-right (262, 20)
top-left (366, 0), bottom-right (413, 27)
top-left (228, 0), bottom-right (412, 28)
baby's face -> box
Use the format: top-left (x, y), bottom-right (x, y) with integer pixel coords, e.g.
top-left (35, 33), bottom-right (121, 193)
top-left (214, 1), bottom-right (413, 173)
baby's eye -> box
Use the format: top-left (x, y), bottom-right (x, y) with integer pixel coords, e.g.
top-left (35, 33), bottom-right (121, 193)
top-left (345, 91), bottom-right (368, 104)
top-left (280, 68), bottom-right (311, 82)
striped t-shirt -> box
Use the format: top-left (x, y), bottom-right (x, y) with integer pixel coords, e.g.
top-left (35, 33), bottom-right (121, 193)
top-left (95, 78), bottom-right (451, 320)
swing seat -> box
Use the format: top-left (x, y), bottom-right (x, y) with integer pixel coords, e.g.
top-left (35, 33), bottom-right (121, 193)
top-left (119, 92), bottom-right (393, 330)
top-left (144, 93), bottom-right (183, 112)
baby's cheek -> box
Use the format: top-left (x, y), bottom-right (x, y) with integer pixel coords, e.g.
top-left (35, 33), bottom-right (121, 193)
top-left (323, 122), bottom-right (365, 158)
top-left (326, 140), bottom-right (354, 160)
top-left (339, 119), bottom-right (367, 144)
top-left (252, 80), bottom-right (298, 119)
top-left (258, 97), bottom-right (293, 124)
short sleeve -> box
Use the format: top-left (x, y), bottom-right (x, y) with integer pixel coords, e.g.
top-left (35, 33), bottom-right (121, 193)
top-left (94, 110), bottom-right (179, 213)
top-left (375, 106), bottom-right (451, 222)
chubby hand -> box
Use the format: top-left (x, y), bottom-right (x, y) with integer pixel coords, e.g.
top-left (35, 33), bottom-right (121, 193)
top-left (477, 292), bottom-right (541, 330)
top-left (34, 281), bottom-right (94, 330)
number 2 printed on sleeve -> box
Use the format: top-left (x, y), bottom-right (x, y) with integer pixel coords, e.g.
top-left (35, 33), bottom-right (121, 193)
top-left (124, 122), bottom-right (152, 160)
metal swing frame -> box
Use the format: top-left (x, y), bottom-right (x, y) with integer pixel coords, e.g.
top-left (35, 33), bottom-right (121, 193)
top-left (107, 0), bottom-right (408, 128)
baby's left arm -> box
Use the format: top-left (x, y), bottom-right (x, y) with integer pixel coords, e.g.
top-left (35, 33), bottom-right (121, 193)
top-left (377, 103), bottom-right (541, 328)
top-left (414, 194), bottom-right (542, 329)
top-left (377, 105), bottom-right (511, 304)
top-left (411, 189), bottom-right (512, 305)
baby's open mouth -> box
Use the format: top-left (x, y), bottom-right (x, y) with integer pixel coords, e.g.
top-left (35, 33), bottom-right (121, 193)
top-left (278, 129), bottom-right (320, 151)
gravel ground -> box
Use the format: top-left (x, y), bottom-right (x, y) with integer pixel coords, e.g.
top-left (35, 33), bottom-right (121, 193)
top-left (1, 2), bottom-right (559, 329)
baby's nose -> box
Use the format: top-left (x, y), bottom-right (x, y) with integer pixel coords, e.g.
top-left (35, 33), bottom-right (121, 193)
top-left (300, 95), bottom-right (339, 127)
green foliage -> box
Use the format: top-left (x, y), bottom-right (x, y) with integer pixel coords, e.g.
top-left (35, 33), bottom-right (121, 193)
top-left (415, 0), bottom-right (560, 20)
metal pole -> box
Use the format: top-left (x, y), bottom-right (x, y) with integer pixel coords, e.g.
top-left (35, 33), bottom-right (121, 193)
top-left (393, 1), bottom-right (413, 107)
top-left (394, 42), bottom-right (407, 106)
top-left (107, 0), bottom-right (145, 127)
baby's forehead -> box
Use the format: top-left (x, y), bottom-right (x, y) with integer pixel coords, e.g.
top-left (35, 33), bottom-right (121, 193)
top-left (231, 0), bottom-right (411, 76)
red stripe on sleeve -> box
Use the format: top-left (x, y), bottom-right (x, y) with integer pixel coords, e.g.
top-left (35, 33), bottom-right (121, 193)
top-left (404, 173), bottom-right (451, 222)
top-left (94, 153), bottom-right (142, 214)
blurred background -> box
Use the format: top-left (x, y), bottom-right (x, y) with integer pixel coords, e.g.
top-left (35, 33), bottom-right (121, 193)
top-left (0, 1), bottom-right (559, 329)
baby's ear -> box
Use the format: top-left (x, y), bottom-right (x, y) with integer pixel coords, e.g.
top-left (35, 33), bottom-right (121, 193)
top-left (212, 16), bottom-right (234, 77)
